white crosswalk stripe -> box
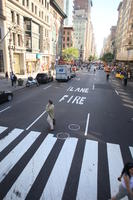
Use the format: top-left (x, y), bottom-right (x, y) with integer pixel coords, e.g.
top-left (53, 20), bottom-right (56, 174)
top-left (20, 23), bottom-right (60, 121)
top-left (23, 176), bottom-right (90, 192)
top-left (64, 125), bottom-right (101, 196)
top-left (40, 137), bottom-right (78, 200)
top-left (107, 143), bottom-right (128, 200)
top-left (0, 126), bottom-right (7, 135)
top-left (129, 146), bottom-right (133, 158)
top-left (4, 134), bottom-right (56, 200)
top-left (0, 131), bottom-right (40, 183)
top-left (0, 127), bottom-right (132, 200)
top-left (76, 140), bottom-right (98, 200)
top-left (0, 128), bottom-right (24, 153)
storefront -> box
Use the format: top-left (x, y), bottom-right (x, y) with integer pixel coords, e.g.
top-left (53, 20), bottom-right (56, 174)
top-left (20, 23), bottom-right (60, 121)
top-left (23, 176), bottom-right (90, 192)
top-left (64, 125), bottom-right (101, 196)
top-left (14, 53), bottom-right (20, 74)
top-left (26, 53), bottom-right (39, 75)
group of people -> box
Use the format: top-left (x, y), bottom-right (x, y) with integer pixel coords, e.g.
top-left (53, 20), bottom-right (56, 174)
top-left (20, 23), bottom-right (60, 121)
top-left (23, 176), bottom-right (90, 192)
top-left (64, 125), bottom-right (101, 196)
top-left (5, 71), bottom-right (17, 86)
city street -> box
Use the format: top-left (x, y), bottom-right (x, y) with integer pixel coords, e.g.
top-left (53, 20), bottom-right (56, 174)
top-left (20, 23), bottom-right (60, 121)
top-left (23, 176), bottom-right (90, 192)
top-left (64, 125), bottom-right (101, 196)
top-left (0, 67), bottom-right (133, 200)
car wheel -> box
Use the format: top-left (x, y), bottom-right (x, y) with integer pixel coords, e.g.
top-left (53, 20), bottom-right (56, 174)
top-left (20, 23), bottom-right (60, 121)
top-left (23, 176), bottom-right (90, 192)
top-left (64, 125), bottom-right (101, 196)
top-left (8, 95), bottom-right (12, 101)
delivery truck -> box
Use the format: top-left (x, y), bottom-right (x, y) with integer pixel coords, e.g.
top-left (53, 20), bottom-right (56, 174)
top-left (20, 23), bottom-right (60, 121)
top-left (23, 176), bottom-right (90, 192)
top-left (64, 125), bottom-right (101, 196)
top-left (55, 65), bottom-right (72, 81)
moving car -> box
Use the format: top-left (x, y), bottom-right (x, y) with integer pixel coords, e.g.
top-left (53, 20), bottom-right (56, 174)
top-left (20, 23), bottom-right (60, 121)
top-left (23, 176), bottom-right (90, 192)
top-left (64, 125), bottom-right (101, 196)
top-left (36, 73), bottom-right (53, 84)
top-left (0, 91), bottom-right (13, 104)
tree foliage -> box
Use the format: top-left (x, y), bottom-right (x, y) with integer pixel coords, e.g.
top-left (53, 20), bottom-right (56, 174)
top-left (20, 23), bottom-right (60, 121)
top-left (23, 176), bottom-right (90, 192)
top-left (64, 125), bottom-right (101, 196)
top-left (88, 55), bottom-right (97, 61)
top-left (62, 47), bottom-right (79, 61)
top-left (101, 52), bottom-right (114, 63)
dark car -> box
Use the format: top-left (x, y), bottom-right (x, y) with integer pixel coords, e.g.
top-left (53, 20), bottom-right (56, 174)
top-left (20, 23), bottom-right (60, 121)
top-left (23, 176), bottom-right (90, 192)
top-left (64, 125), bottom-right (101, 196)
top-left (36, 73), bottom-right (53, 84)
top-left (0, 91), bottom-right (13, 104)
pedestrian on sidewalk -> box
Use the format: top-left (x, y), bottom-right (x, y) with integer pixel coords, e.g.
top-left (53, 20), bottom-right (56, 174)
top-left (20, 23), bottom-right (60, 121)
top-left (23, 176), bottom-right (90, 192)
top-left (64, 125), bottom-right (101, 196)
top-left (111, 162), bottom-right (133, 200)
top-left (10, 71), bottom-right (15, 86)
top-left (46, 100), bottom-right (55, 131)
top-left (14, 74), bottom-right (17, 86)
top-left (5, 71), bottom-right (8, 79)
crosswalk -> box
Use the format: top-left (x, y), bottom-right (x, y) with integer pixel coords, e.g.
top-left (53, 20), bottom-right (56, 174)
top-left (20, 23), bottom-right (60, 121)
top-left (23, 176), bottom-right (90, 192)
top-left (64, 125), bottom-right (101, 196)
top-left (0, 126), bottom-right (132, 200)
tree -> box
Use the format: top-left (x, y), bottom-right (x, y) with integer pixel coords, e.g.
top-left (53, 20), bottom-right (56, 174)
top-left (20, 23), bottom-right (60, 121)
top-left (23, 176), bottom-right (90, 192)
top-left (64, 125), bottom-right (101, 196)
top-left (62, 47), bottom-right (79, 61)
top-left (101, 52), bottom-right (114, 63)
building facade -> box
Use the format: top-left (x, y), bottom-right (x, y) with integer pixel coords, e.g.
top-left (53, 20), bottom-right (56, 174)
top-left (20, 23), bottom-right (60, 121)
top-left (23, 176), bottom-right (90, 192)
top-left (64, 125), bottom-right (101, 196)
top-left (73, 0), bottom-right (95, 61)
top-left (62, 26), bottom-right (73, 49)
top-left (0, 0), bottom-right (66, 75)
top-left (73, 0), bottom-right (92, 13)
top-left (115, 0), bottom-right (133, 63)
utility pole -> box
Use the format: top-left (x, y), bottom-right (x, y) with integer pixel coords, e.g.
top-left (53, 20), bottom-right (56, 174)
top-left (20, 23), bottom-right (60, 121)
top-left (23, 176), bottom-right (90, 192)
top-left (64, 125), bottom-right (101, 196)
top-left (8, 28), bottom-right (13, 72)
top-left (0, 24), bottom-right (16, 73)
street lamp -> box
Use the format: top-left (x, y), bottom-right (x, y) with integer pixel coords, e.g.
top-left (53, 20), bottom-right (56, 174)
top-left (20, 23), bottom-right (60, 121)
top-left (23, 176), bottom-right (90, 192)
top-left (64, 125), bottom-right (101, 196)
top-left (0, 24), bottom-right (17, 73)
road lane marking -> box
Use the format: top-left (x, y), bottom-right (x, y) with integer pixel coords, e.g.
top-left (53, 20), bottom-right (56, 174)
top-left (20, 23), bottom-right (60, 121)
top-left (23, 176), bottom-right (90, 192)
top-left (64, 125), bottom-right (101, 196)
top-left (0, 128), bottom-right (24, 153)
top-left (43, 85), bottom-right (52, 90)
top-left (0, 126), bottom-right (8, 135)
top-left (76, 140), bottom-right (98, 200)
top-left (0, 131), bottom-right (40, 182)
top-left (0, 106), bottom-right (11, 113)
top-left (26, 110), bottom-right (46, 130)
top-left (4, 134), bottom-right (57, 200)
top-left (85, 113), bottom-right (90, 136)
top-left (107, 143), bottom-right (125, 198)
top-left (40, 138), bottom-right (78, 200)
top-left (115, 90), bottom-right (119, 95)
top-left (129, 147), bottom-right (133, 158)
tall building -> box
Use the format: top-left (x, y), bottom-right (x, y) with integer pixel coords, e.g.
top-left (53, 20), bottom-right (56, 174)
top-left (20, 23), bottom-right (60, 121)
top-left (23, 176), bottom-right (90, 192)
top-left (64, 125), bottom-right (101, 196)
top-left (73, 0), bottom-right (94, 61)
top-left (73, 0), bottom-right (93, 13)
top-left (62, 26), bottom-right (74, 49)
top-left (64, 0), bottom-right (73, 26)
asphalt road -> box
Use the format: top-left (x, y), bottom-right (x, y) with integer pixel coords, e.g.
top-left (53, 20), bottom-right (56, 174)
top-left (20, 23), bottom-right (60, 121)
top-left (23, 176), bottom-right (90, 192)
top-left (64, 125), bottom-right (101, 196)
top-left (0, 66), bottom-right (133, 200)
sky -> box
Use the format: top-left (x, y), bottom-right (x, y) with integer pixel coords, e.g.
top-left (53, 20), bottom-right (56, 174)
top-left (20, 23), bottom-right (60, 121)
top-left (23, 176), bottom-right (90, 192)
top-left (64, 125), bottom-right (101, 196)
top-left (91, 0), bottom-right (121, 55)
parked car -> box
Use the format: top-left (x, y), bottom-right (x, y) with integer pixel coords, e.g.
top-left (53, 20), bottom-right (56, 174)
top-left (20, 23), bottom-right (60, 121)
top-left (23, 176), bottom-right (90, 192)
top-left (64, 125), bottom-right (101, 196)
top-left (36, 73), bottom-right (53, 84)
top-left (0, 91), bottom-right (13, 104)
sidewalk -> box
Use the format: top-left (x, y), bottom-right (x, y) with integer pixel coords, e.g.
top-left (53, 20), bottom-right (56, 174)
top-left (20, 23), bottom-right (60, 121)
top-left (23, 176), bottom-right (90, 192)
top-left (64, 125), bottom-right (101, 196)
top-left (0, 76), bottom-right (27, 92)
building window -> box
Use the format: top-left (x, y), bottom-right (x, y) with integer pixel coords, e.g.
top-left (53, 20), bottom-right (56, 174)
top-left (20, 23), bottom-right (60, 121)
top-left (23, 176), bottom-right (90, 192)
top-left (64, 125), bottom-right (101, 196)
top-left (22, 0), bottom-right (25, 6)
top-left (18, 34), bottom-right (21, 46)
top-left (47, 16), bottom-right (49, 23)
top-left (32, 3), bottom-right (34, 12)
top-left (42, 11), bottom-right (43, 19)
top-left (13, 33), bottom-right (16, 45)
top-left (47, 2), bottom-right (49, 10)
top-left (26, 0), bottom-right (29, 7)
top-left (67, 37), bottom-right (69, 41)
top-left (16, 14), bottom-right (20, 25)
top-left (35, 6), bottom-right (37, 14)
top-left (0, 50), bottom-right (4, 72)
top-left (11, 11), bottom-right (15, 23)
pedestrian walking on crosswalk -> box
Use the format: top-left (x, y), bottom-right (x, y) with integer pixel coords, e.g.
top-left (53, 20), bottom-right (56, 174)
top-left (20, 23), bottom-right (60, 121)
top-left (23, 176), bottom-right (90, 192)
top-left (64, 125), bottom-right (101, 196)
top-left (111, 162), bottom-right (133, 200)
top-left (46, 99), bottom-right (55, 131)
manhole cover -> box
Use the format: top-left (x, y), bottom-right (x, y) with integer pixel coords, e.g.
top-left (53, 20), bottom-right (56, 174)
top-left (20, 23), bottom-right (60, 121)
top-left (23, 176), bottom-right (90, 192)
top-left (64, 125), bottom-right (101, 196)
top-left (68, 124), bottom-right (80, 131)
top-left (57, 132), bottom-right (70, 140)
